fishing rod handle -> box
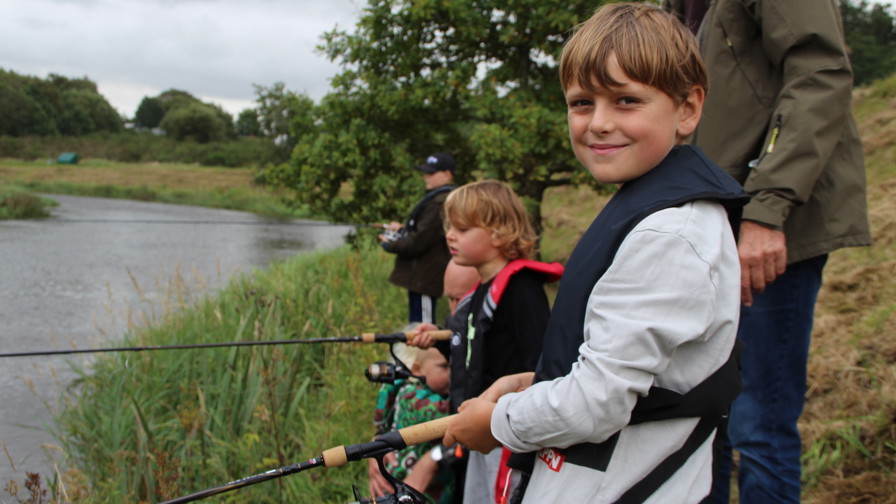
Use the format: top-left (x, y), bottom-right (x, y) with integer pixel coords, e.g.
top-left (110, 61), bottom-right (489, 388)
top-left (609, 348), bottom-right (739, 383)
top-left (360, 330), bottom-right (451, 344)
top-left (321, 414), bottom-right (455, 467)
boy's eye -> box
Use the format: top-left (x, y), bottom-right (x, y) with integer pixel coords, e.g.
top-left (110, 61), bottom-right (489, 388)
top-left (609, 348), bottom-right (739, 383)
top-left (568, 98), bottom-right (592, 108)
top-left (618, 96), bottom-right (641, 106)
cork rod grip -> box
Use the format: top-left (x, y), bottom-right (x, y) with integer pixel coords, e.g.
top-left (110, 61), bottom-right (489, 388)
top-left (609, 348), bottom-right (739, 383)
top-left (321, 446), bottom-right (349, 467)
top-left (398, 414), bottom-right (454, 446)
top-left (403, 329), bottom-right (451, 344)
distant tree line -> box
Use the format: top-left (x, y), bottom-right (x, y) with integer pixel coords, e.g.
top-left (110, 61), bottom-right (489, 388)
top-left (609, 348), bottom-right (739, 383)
top-left (841, 0), bottom-right (896, 86)
top-left (0, 70), bottom-right (122, 136)
top-left (0, 0), bottom-right (893, 186)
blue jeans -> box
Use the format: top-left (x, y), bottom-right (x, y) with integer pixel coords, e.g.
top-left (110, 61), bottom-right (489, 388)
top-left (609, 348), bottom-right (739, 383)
top-left (707, 255), bottom-right (827, 504)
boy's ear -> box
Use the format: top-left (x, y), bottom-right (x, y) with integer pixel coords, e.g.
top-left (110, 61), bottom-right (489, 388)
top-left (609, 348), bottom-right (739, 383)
top-left (490, 231), bottom-right (507, 249)
top-left (676, 85), bottom-right (705, 139)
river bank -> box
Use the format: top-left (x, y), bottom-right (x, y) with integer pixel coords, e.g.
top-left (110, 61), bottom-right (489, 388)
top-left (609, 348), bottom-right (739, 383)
top-left (0, 159), bottom-right (302, 219)
top-left (0, 194), bottom-right (352, 498)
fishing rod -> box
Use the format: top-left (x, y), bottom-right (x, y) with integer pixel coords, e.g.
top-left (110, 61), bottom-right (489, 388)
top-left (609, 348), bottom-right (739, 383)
top-left (0, 330), bottom-right (451, 358)
top-left (43, 218), bottom-right (353, 226)
top-left (159, 414), bottom-right (455, 504)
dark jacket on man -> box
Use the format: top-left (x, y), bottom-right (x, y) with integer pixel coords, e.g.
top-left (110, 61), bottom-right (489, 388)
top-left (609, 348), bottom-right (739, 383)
top-left (382, 185), bottom-right (453, 298)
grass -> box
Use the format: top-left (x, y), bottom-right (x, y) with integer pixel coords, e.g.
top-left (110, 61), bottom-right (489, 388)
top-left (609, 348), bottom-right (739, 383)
top-left (796, 73), bottom-right (896, 504)
top-left (49, 246), bottom-right (407, 503)
top-left (0, 184), bottom-right (56, 219)
top-left (0, 159), bottom-right (304, 219)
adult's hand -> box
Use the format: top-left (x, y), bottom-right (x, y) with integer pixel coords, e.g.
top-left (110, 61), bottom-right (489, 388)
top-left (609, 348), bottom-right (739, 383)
top-left (443, 398), bottom-right (500, 453)
top-left (738, 220), bottom-right (787, 306)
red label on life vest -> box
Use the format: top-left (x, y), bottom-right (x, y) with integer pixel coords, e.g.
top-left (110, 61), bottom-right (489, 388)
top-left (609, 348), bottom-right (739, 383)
top-left (538, 448), bottom-right (565, 472)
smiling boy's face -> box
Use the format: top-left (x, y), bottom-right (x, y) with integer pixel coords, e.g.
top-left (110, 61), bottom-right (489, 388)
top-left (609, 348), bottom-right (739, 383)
top-left (566, 54), bottom-right (703, 185)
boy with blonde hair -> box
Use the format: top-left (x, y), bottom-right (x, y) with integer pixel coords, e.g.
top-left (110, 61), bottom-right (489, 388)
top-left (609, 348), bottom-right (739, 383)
top-left (414, 179), bottom-right (563, 503)
top-left (443, 4), bottom-right (749, 502)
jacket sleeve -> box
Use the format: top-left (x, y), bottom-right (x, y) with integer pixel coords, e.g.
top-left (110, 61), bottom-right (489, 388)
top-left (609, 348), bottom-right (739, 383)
top-left (382, 194), bottom-right (447, 258)
top-left (491, 207), bottom-right (730, 451)
top-left (741, 0), bottom-right (855, 229)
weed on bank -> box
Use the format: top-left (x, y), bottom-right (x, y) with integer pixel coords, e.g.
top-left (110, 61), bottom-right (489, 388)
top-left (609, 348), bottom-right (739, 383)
top-left (52, 246), bottom-right (406, 503)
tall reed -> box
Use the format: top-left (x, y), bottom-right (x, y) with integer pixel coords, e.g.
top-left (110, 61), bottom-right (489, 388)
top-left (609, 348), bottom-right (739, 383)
top-left (55, 246), bottom-right (410, 503)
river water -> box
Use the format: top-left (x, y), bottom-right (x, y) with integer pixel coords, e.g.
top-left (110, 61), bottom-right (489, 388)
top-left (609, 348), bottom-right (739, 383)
top-left (0, 194), bottom-right (352, 487)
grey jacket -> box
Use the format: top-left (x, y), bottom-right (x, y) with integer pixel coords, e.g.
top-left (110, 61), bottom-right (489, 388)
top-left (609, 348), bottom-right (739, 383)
top-left (666, 0), bottom-right (871, 262)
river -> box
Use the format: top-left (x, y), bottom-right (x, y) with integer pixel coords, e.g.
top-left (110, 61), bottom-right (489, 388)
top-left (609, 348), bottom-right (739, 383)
top-left (0, 194), bottom-right (352, 487)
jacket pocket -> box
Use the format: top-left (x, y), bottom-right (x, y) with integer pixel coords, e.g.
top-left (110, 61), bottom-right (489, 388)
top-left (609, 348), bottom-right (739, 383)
top-left (715, 0), bottom-right (779, 107)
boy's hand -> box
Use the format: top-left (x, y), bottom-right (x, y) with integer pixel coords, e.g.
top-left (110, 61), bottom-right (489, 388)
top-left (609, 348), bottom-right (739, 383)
top-left (408, 323), bottom-right (440, 348)
top-left (367, 451), bottom-right (398, 497)
top-left (443, 398), bottom-right (500, 453)
top-left (737, 221), bottom-right (787, 306)
top-left (478, 372), bottom-right (535, 402)
top-left (403, 450), bottom-right (439, 494)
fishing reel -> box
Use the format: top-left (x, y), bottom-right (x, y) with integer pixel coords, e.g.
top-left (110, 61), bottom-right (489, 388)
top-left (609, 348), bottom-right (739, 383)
top-left (364, 342), bottom-right (426, 385)
top-left (346, 454), bottom-right (427, 504)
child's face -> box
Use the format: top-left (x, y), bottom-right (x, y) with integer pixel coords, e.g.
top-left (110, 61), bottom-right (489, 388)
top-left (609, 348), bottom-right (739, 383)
top-left (565, 54), bottom-right (701, 184)
top-left (415, 349), bottom-right (450, 396)
top-left (445, 224), bottom-right (504, 273)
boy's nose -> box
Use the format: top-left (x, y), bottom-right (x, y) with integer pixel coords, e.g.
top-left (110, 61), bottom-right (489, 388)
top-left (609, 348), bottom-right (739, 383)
top-left (588, 105), bottom-right (614, 135)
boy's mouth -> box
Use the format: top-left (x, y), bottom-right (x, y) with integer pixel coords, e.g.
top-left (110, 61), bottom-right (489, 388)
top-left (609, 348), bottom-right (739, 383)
top-left (589, 143), bottom-right (625, 155)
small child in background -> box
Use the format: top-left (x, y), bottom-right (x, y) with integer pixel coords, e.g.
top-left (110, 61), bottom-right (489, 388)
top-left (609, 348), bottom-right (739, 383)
top-left (368, 345), bottom-right (455, 503)
top-left (413, 180), bottom-right (563, 503)
top-left (369, 263), bottom-right (479, 502)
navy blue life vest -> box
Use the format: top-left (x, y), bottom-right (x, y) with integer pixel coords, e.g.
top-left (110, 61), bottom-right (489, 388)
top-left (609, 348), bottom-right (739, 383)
top-left (537, 145), bottom-right (748, 382)
top-left (511, 145), bottom-right (749, 502)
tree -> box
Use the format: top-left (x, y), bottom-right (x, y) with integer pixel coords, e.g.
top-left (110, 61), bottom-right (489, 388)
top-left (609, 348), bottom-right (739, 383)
top-left (151, 89), bottom-right (235, 141)
top-left (841, 0), bottom-right (896, 86)
top-left (0, 79), bottom-right (55, 136)
top-left (236, 108), bottom-right (262, 137)
top-left (252, 82), bottom-right (315, 160)
top-left (287, 0), bottom-right (605, 231)
top-left (134, 97), bottom-right (166, 129)
top-left (159, 103), bottom-right (228, 143)
top-left (0, 69), bottom-right (122, 136)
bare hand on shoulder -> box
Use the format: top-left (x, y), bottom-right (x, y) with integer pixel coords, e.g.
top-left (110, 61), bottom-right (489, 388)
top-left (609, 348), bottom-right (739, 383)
top-left (443, 398), bottom-right (500, 453)
top-left (738, 221), bottom-right (787, 306)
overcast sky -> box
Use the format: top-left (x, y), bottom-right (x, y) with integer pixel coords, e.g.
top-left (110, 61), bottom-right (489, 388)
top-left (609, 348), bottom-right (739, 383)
top-left (0, 0), bottom-right (363, 118)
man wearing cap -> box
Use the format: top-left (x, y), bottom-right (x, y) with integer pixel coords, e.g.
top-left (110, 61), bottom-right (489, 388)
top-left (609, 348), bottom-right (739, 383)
top-left (379, 153), bottom-right (456, 324)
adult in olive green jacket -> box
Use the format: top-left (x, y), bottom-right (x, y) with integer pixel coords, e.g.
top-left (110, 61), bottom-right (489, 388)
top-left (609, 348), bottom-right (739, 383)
top-left (663, 1), bottom-right (871, 503)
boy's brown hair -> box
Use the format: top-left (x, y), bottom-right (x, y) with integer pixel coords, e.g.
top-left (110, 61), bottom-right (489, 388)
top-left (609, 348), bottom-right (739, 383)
top-left (560, 2), bottom-right (707, 105)
top-left (443, 180), bottom-right (537, 261)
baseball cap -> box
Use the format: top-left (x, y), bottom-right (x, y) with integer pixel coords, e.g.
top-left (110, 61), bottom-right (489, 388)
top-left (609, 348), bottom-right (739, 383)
top-left (416, 153), bottom-right (455, 174)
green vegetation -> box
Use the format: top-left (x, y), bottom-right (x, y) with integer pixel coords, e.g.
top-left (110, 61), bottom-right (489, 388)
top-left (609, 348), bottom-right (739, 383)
top-left (51, 246), bottom-right (407, 502)
top-left (841, 0), bottom-right (896, 87)
top-left (0, 70), bottom-right (122, 137)
top-left (0, 159), bottom-right (305, 219)
top-left (0, 133), bottom-right (279, 168)
top-left (0, 184), bottom-right (55, 219)
top-left (277, 0), bottom-right (607, 235)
